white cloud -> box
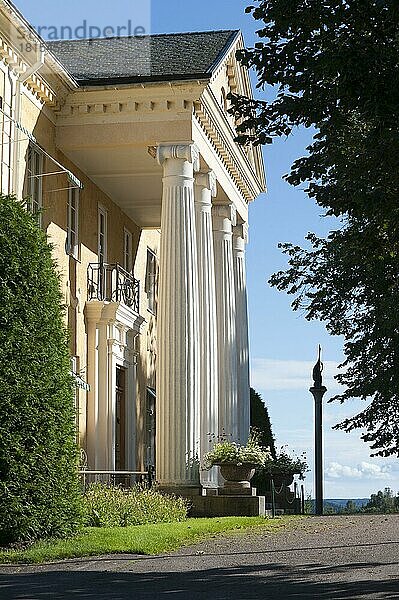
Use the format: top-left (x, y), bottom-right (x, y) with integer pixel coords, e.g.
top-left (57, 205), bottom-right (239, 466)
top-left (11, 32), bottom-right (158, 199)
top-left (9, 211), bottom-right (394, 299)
top-left (251, 358), bottom-right (344, 393)
top-left (325, 461), bottom-right (392, 481)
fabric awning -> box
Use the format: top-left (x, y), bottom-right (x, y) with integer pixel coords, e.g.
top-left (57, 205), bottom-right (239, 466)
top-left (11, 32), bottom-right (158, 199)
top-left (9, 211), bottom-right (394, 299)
top-left (0, 105), bottom-right (83, 190)
top-left (71, 372), bottom-right (90, 391)
top-left (34, 143), bottom-right (84, 190)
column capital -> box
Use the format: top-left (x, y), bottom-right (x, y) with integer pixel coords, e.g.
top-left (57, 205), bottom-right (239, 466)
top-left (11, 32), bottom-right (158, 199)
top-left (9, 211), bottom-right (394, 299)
top-left (212, 203), bottom-right (237, 229)
top-left (156, 142), bottom-right (200, 172)
top-left (233, 222), bottom-right (249, 244)
top-left (195, 171), bottom-right (217, 197)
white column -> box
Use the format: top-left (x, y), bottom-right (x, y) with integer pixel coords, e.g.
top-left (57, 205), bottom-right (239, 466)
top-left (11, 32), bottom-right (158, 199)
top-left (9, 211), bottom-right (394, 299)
top-left (96, 319), bottom-right (109, 469)
top-left (156, 142), bottom-right (201, 492)
top-left (125, 330), bottom-right (137, 472)
top-left (233, 223), bottom-right (250, 444)
top-left (194, 171), bottom-right (219, 488)
top-left (212, 204), bottom-right (239, 442)
top-left (84, 304), bottom-right (103, 469)
top-left (107, 332), bottom-right (117, 470)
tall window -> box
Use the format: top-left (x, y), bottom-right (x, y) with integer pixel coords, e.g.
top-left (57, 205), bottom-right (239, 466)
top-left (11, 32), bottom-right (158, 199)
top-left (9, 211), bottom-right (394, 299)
top-left (25, 146), bottom-right (43, 224)
top-left (98, 206), bottom-right (107, 264)
top-left (67, 186), bottom-right (80, 259)
top-left (124, 229), bottom-right (133, 272)
top-left (0, 70), bottom-right (14, 196)
top-left (145, 249), bottom-right (157, 314)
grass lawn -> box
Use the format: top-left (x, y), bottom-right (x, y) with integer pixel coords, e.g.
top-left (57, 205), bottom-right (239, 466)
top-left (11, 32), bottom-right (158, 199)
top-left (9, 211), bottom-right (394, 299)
top-left (0, 516), bottom-right (303, 565)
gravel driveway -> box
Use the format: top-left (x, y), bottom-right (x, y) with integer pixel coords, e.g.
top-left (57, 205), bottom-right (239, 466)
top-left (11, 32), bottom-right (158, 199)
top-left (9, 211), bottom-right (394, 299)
top-left (0, 514), bottom-right (398, 599)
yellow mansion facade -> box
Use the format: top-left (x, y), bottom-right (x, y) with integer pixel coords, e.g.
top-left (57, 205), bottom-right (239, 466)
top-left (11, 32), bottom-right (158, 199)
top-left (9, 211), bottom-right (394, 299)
top-left (0, 1), bottom-right (265, 493)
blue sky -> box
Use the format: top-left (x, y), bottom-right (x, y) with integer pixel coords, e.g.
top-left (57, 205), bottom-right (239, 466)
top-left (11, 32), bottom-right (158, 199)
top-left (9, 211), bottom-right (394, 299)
top-left (15, 0), bottom-right (399, 499)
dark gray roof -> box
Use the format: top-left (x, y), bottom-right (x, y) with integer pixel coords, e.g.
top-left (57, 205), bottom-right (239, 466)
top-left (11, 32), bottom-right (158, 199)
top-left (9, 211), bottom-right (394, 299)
top-left (47, 30), bottom-right (239, 86)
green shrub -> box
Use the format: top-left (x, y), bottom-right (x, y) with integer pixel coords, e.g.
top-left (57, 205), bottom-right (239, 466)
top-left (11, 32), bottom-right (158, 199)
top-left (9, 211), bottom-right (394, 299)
top-left (261, 447), bottom-right (309, 480)
top-left (204, 431), bottom-right (272, 469)
top-left (83, 483), bottom-right (189, 527)
top-left (0, 195), bottom-right (83, 545)
top-left (252, 446), bottom-right (309, 494)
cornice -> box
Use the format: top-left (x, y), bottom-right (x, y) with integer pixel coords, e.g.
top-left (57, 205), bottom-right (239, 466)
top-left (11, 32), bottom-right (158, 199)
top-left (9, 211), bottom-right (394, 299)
top-left (0, 1), bottom-right (77, 108)
top-left (56, 82), bottom-right (207, 122)
top-left (58, 97), bottom-right (196, 120)
top-left (208, 35), bottom-right (267, 197)
top-left (0, 35), bottom-right (57, 106)
top-left (194, 92), bottom-right (263, 204)
top-left (84, 300), bottom-right (145, 334)
top-left (24, 71), bottom-right (57, 107)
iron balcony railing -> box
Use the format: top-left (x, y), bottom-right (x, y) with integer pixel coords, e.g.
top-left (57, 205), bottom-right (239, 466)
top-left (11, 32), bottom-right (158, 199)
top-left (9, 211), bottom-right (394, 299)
top-left (88, 262), bottom-right (140, 313)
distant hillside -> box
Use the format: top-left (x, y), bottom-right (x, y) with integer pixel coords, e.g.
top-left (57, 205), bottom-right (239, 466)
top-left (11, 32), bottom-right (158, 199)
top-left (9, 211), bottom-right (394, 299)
top-left (326, 498), bottom-right (369, 509)
top-left (308, 498), bottom-right (369, 511)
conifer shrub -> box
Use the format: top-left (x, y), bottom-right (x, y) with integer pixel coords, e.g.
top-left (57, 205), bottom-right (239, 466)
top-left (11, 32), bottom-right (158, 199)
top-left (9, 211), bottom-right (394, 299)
top-left (0, 195), bottom-right (83, 545)
top-left (250, 388), bottom-right (276, 458)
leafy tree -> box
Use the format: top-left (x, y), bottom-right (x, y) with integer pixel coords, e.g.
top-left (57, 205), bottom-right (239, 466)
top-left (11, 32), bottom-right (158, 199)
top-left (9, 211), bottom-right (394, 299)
top-left (231, 1), bottom-right (399, 456)
top-left (364, 487), bottom-right (399, 513)
top-left (250, 387), bottom-right (276, 458)
top-left (304, 493), bottom-right (313, 515)
top-left (342, 500), bottom-right (359, 514)
top-left (0, 195), bottom-right (83, 544)
top-left (323, 501), bottom-right (338, 515)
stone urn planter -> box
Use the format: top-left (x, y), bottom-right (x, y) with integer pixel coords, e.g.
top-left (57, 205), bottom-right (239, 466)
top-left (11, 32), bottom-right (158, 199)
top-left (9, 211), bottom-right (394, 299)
top-left (217, 463), bottom-right (256, 493)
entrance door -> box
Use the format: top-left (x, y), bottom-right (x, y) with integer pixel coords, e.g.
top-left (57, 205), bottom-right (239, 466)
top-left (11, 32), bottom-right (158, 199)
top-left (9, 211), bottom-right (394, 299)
top-left (115, 367), bottom-right (126, 471)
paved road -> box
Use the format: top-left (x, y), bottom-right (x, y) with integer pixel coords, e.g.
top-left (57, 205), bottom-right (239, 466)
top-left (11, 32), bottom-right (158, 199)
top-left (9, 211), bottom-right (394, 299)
top-left (0, 515), bottom-right (398, 599)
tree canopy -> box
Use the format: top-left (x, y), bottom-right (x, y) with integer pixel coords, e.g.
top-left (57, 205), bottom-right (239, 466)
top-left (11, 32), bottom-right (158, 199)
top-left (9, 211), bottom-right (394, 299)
top-left (0, 195), bottom-right (83, 544)
top-left (231, 1), bottom-right (399, 456)
top-left (365, 487), bottom-right (399, 513)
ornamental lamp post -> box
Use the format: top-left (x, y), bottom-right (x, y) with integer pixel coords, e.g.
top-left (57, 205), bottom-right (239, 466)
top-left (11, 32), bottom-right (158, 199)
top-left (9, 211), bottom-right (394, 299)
top-left (310, 345), bottom-right (327, 516)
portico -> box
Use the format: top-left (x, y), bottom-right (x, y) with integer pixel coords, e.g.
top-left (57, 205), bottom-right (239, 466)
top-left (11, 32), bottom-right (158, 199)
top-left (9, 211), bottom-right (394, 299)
top-left (49, 30), bottom-right (265, 492)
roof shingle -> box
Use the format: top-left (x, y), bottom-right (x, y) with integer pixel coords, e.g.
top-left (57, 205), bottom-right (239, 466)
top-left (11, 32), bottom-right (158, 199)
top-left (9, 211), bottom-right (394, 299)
top-left (47, 30), bottom-right (239, 86)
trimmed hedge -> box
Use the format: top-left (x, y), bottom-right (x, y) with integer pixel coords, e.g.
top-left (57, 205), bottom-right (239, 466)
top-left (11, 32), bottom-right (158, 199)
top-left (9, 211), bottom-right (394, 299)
top-left (0, 195), bottom-right (83, 545)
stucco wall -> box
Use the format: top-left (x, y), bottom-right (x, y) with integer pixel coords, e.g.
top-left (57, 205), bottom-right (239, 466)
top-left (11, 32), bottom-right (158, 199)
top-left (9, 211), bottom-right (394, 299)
top-left (17, 83), bottom-right (158, 461)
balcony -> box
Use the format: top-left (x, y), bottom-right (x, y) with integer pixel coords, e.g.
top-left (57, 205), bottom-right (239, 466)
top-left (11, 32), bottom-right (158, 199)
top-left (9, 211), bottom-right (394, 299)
top-left (88, 263), bottom-right (140, 313)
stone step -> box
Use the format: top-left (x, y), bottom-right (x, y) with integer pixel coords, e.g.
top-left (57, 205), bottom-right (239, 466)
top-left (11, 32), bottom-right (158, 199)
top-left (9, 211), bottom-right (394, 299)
top-left (189, 495), bottom-right (266, 518)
